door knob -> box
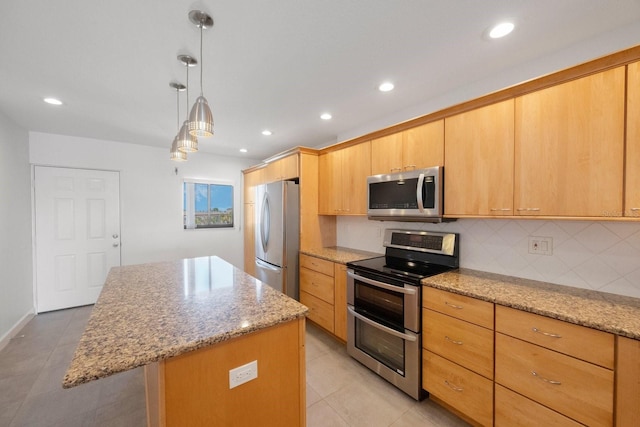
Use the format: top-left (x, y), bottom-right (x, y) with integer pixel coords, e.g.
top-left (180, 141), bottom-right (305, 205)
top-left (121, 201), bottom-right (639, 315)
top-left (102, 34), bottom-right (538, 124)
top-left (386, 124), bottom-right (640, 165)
top-left (112, 234), bottom-right (119, 239)
top-left (113, 243), bottom-right (119, 247)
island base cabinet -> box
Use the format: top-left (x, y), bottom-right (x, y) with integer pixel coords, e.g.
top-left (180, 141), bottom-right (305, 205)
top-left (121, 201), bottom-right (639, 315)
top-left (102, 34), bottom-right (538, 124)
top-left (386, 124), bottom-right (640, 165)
top-left (423, 350), bottom-right (493, 427)
top-left (144, 318), bottom-right (306, 427)
top-left (495, 384), bottom-right (582, 427)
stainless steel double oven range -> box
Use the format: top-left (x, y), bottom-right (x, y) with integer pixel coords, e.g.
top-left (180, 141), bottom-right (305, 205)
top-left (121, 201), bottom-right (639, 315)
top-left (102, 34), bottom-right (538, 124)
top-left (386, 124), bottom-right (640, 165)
top-left (346, 229), bottom-right (459, 400)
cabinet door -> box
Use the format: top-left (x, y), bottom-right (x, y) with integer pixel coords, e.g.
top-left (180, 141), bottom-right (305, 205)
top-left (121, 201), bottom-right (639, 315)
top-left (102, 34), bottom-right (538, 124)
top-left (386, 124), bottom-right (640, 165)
top-left (340, 142), bottom-right (371, 215)
top-left (243, 203), bottom-right (255, 276)
top-left (333, 263), bottom-right (347, 341)
top-left (371, 133), bottom-right (403, 175)
top-left (318, 151), bottom-right (341, 214)
top-left (515, 67), bottom-right (625, 217)
top-left (444, 100), bottom-right (514, 216)
top-left (627, 61), bottom-right (640, 217)
top-left (616, 336), bottom-right (640, 427)
top-left (279, 154), bottom-right (299, 181)
top-left (243, 168), bottom-right (263, 204)
top-left (403, 120), bottom-right (444, 170)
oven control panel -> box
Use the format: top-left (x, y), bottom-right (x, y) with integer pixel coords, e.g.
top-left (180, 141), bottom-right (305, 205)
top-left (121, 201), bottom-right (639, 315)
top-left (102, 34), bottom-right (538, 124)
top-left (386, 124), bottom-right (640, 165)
top-left (383, 229), bottom-right (457, 256)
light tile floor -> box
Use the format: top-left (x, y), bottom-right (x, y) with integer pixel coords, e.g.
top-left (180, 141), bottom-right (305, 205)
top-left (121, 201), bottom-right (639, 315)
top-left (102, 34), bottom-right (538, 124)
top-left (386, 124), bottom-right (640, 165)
top-left (0, 306), bottom-right (469, 427)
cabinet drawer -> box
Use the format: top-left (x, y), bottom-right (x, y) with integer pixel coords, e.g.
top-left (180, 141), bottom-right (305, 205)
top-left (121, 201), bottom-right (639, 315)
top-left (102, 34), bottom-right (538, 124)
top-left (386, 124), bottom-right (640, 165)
top-left (423, 308), bottom-right (493, 379)
top-left (495, 384), bottom-right (582, 427)
top-left (423, 350), bottom-right (493, 427)
top-left (495, 333), bottom-right (613, 426)
top-left (300, 254), bottom-right (334, 276)
top-left (496, 305), bottom-right (614, 368)
top-left (300, 267), bottom-right (334, 304)
top-left (300, 291), bottom-right (334, 333)
top-left (423, 287), bottom-right (494, 329)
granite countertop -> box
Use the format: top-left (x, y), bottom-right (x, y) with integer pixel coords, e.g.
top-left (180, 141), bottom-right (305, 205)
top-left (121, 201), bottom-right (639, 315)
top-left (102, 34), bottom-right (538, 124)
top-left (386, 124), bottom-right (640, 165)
top-left (424, 268), bottom-right (640, 340)
top-left (300, 246), bottom-right (382, 264)
top-left (63, 256), bottom-right (308, 388)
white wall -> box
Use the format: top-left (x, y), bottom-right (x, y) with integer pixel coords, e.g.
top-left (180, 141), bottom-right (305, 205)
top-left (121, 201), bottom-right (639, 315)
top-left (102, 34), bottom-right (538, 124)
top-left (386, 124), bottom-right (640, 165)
top-left (29, 132), bottom-right (257, 269)
top-left (0, 111), bottom-right (34, 344)
top-left (337, 217), bottom-right (640, 299)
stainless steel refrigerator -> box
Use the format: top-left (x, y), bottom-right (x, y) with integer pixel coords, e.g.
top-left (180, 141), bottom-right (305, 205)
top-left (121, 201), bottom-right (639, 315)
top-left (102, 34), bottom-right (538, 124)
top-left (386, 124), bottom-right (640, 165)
top-left (255, 180), bottom-right (300, 300)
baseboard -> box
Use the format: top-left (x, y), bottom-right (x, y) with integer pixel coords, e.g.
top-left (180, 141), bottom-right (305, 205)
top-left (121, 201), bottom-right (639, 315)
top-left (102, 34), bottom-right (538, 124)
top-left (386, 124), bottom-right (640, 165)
top-left (0, 309), bottom-right (36, 352)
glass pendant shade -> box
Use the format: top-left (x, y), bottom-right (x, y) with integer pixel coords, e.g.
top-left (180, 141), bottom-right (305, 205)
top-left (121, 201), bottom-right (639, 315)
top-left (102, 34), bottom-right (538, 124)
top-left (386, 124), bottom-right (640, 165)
top-left (177, 120), bottom-right (198, 153)
top-left (188, 96), bottom-right (214, 137)
top-left (170, 137), bottom-right (187, 161)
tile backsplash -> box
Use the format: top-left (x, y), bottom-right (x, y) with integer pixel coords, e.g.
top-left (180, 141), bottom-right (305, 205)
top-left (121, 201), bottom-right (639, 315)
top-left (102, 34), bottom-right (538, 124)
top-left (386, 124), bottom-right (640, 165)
top-left (337, 217), bottom-right (640, 299)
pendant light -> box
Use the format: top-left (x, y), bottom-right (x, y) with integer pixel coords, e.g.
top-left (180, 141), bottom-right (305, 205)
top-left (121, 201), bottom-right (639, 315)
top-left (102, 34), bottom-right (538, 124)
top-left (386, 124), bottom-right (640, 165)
top-left (169, 82), bottom-right (187, 162)
top-left (187, 10), bottom-right (214, 137)
top-left (177, 55), bottom-right (198, 153)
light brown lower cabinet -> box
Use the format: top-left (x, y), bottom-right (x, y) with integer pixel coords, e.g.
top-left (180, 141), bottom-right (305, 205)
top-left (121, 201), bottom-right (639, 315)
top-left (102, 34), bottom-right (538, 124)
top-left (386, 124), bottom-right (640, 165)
top-left (423, 351), bottom-right (493, 427)
top-left (616, 336), bottom-right (640, 426)
top-left (298, 253), bottom-right (348, 341)
top-left (494, 384), bottom-right (582, 427)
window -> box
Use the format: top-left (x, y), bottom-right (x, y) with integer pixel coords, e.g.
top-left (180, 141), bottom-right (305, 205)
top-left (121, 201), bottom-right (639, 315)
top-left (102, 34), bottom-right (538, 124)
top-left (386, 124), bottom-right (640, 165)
top-left (183, 181), bottom-right (234, 229)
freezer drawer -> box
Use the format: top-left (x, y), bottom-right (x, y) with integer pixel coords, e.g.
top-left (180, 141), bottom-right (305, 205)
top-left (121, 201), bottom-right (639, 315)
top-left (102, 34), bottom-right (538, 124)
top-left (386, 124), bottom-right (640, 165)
top-left (255, 258), bottom-right (284, 293)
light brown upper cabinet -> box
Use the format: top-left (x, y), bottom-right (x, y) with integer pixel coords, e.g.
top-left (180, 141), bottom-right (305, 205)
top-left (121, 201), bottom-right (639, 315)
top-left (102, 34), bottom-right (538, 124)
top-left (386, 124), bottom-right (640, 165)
top-left (318, 142), bottom-right (371, 215)
top-left (514, 67), bottom-right (625, 217)
top-left (264, 154), bottom-right (299, 183)
top-left (444, 100), bottom-right (515, 216)
top-left (243, 168), bottom-right (264, 204)
top-left (627, 61), bottom-right (640, 218)
top-left (370, 120), bottom-right (444, 175)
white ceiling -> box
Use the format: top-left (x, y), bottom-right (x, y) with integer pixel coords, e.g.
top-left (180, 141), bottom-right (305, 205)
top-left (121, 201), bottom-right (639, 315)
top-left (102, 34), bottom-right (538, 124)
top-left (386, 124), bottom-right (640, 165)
top-left (1, 1), bottom-right (640, 160)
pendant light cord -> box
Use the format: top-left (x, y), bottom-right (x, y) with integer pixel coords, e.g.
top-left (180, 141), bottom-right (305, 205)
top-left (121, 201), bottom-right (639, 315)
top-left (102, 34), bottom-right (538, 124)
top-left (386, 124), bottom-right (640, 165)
top-left (186, 64), bottom-right (190, 119)
top-left (199, 22), bottom-right (204, 96)
top-left (176, 88), bottom-right (180, 131)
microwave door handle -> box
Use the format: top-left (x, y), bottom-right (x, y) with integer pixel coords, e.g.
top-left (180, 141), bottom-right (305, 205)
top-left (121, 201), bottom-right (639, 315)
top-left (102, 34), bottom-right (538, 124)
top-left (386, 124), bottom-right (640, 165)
top-left (347, 307), bottom-right (417, 342)
top-left (347, 271), bottom-right (416, 295)
top-left (416, 173), bottom-right (425, 212)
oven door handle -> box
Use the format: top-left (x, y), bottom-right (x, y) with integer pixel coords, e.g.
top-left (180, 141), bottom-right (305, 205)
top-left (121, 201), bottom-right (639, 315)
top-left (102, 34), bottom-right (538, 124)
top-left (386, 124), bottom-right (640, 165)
top-left (347, 271), bottom-right (416, 295)
top-left (347, 306), bottom-right (417, 342)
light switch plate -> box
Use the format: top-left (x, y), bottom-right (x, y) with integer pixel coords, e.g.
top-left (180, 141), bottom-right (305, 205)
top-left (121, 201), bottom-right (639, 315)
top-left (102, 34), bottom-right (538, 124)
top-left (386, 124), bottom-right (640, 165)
top-left (229, 360), bottom-right (258, 389)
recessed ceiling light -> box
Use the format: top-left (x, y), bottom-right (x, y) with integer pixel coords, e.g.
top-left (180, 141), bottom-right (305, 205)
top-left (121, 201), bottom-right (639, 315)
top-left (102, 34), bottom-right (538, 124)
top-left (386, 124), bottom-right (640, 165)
top-left (43, 97), bottom-right (63, 106)
top-left (239, 148), bottom-right (248, 153)
top-left (489, 22), bottom-right (514, 39)
top-left (378, 82), bottom-right (394, 92)
top-left (261, 130), bottom-right (272, 136)
top-left (320, 113), bottom-right (332, 120)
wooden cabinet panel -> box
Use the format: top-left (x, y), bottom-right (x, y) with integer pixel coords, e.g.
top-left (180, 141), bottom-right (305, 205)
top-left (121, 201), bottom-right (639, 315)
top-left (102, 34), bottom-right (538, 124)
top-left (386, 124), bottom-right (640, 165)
top-left (300, 267), bottom-right (334, 304)
top-left (495, 333), bottom-right (614, 426)
top-left (299, 253), bottom-right (334, 276)
top-left (444, 100), bottom-right (514, 216)
top-left (423, 309), bottom-right (493, 379)
top-left (300, 291), bottom-right (334, 333)
top-left (495, 384), bottom-right (582, 427)
top-left (371, 133), bottom-right (403, 175)
top-left (403, 120), bottom-right (444, 170)
top-left (371, 121), bottom-right (445, 175)
top-left (626, 61), bottom-right (640, 217)
top-left (243, 204), bottom-right (255, 276)
top-left (616, 336), bottom-right (640, 427)
top-left (333, 264), bottom-right (348, 341)
top-left (264, 154), bottom-right (299, 183)
top-left (318, 142), bottom-right (371, 215)
top-left (496, 305), bottom-right (614, 368)
top-left (423, 287), bottom-right (494, 329)
top-left (515, 67), bottom-right (625, 217)
top-left (243, 168), bottom-right (264, 204)
top-left (423, 350), bottom-right (493, 427)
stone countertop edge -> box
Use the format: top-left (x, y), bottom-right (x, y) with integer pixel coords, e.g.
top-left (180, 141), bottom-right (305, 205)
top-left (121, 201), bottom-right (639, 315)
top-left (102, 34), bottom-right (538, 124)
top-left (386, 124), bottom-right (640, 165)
top-left (423, 268), bottom-right (640, 340)
top-left (300, 246), bottom-right (382, 264)
top-left (62, 256), bottom-right (308, 389)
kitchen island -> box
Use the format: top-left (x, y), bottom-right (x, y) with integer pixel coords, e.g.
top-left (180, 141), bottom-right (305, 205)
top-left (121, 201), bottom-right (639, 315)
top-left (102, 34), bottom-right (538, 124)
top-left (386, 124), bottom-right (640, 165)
top-left (63, 256), bottom-right (308, 427)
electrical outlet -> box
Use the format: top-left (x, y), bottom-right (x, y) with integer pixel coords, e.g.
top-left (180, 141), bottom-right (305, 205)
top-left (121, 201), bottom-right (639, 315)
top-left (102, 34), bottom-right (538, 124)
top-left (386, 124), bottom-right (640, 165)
top-left (229, 360), bottom-right (258, 389)
top-left (528, 236), bottom-right (553, 256)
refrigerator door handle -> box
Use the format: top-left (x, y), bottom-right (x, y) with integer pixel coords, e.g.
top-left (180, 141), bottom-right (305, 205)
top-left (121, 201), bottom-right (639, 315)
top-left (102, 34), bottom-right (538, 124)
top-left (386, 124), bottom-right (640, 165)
top-left (260, 192), bottom-right (270, 252)
top-left (255, 258), bottom-right (281, 272)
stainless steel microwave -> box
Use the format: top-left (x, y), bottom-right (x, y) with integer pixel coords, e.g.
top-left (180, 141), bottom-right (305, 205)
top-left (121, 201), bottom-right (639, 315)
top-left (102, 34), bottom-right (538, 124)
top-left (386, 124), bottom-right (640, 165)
top-left (367, 166), bottom-right (445, 222)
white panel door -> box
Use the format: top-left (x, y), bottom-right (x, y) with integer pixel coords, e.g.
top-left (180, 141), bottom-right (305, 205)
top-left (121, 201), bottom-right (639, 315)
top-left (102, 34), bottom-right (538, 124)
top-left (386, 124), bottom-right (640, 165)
top-left (34, 166), bottom-right (121, 312)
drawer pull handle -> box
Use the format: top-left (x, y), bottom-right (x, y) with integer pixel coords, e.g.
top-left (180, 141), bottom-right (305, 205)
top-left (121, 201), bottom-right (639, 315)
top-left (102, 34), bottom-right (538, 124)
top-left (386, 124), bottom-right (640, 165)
top-left (532, 327), bottom-right (562, 338)
top-left (531, 371), bottom-right (561, 385)
top-left (444, 380), bottom-right (463, 392)
top-left (444, 301), bottom-right (463, 309)
top-left (445, 336), bottom-right (463, 345)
